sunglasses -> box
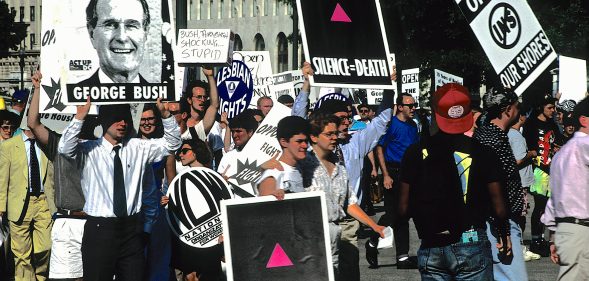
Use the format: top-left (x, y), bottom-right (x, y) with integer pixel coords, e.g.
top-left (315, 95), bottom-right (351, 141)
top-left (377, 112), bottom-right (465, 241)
top-left (359, 109), bottom-right (369, 113)
top-left (178, 148), bottom-right (191, 155)
top-left (401, 103), bottom-right (418, 109)
top-left (0, 125), bottom-right (15, 131)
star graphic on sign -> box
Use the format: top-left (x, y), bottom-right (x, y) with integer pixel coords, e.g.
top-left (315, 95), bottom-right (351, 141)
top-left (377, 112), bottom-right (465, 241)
top-left (162, 54), bottom-right (167, 61)
top-left (169, 74), bottom-right (174, 81)
top-left (166, 64), bottom-right (171, 71)
top-left (42, 77), bottom-right (67, 112)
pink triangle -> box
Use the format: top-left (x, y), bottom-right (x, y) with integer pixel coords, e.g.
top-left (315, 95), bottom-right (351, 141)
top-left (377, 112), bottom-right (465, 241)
top-left (266, 243), bottom-right (294, 268)
top-left (331, 3), bottom-right (351, 22)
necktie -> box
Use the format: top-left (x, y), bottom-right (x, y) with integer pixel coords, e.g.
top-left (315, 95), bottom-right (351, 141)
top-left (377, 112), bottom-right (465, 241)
top-left (334, 145), bottom-right (345, 165)
top-left (113, 146), bottom-right (127, 217)
top-left (29, 139), bottom-right (41, 196)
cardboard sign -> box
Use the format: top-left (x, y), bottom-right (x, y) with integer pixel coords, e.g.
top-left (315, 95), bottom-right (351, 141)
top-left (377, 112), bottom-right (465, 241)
top-left (175, 29), bottom-right (234, 65)
top-left (455, 0), bottom-right (557, 95)
top-left (297, 0), bottom-right (394, 89)
top-left (41, 0), bottom-right (181, 106)
top-left (232, 51), bottom-right (273, 108)
top-left (221, 192), bottom-right (334, 281)
top-left (434, 69), bottom-right (464, 90)
top-left (366, 89), bottom-right (384, 105)
top-left (223, 103), bottom-right (292, 197)
top-left (401, 68), bottom-right (420, 103)
top-left (216, 60), bottom-right (254, 119)
top-left (166, 167), bottom-right (233, 248)
top-left (558, 55), bottom-right (587, 102)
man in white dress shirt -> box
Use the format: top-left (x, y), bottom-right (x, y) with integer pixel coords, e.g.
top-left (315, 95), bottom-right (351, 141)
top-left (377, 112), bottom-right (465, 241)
top-left (58, 98), bottom-right (180, 281)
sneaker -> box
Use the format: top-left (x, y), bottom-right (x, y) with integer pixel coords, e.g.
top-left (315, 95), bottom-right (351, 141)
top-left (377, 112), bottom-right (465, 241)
top-left (396, 257), bottom-right (418, 269)
top-left (523, 246), bottom-right (541, 261)
top-left (530, 239), bottom-right (551, 257)
top-left (365, 240), bottom-right (379, 268)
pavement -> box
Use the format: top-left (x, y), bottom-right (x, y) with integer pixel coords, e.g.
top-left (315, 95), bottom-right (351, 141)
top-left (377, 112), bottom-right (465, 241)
top-left (357, 199), bottom-right (560, 281)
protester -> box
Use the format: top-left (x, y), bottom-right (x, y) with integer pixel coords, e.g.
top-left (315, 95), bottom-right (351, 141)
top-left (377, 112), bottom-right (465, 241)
top-left (27, 71), bottom-right (93, 281)
top-left (257, 116), bottom-right (310, 198)
top-left (522, 95), bottom-right (564, 257)
top-left (216, 110), bottom-right (258, 176)
top-left (183, 68), bottom-right (220, 141)
top-left (0, 87), bottom-right (56, 281)
top-left (58, 98), bottom-right (180, 281)
top-left (473, 88), bottom-right (527, 280)
top-left (298, 112), bottom-right (385, 279)
top-left (541, 97), bottom-right (589, 281)
top-left (374, 92), bottom-right (419, 269)
top-left (257, 96), bottom-right (274, 117)
top-left (0, 110), bottom-right (19, 142)
top-left (277, 94), bottom-right (294, 108)
top-left (398, 83), bottom-right (493, 280)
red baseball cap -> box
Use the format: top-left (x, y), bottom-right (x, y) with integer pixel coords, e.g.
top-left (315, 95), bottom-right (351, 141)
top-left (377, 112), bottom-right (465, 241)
top-left (432, 83), bottom-right (473, 134)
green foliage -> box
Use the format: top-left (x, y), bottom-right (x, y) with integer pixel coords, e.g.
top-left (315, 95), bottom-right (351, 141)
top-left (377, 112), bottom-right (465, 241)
top-left (0, 2), bottom-right (28, 58)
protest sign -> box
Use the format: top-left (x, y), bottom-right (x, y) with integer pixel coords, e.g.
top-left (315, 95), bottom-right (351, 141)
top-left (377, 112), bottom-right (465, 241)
top-left (166, 167), bottom-right (233, 248)
top-left (434, 69), bottom-right (464, 90)
top-left (41, 0), bottom-right (181, 106)
top-left (401, 68), bottom-right (420, 104)
top-left (175, 29), bottom-right (234, 65)
top-left (216, 60), bottom-right (254, 119)
top-left (269, 71), bottom-right (296, 101)
top-left (558, 55), bottom-right (587, 102)
top-left (221, 192), bottom-right (334, 281)
top-left (222, 103), bottom-right (292, 197)
top-left (232, 51), bottom-right (273, 107)
top-left (455, 0), bottom-right (557, 95)
top-left (297, 0), bottom-right (394, 89)
top-left (367, 89), bottom-right (384, 105)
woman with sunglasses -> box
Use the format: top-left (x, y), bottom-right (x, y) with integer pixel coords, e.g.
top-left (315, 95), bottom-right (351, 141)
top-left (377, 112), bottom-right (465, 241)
top-left (0, 110), bottom-right (19, 142)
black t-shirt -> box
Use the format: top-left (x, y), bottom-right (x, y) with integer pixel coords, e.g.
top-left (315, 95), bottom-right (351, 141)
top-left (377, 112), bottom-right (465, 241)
top-left (400, 133), bottom-right (482, 247)
top-left (522, 117), bottom-right (563, 173)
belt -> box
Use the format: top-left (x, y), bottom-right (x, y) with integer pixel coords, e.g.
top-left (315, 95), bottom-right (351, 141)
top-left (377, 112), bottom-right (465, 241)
top-left (556, 217), bottom-right (589, 227)
top-left (56, 208), bottom-right (87, 217)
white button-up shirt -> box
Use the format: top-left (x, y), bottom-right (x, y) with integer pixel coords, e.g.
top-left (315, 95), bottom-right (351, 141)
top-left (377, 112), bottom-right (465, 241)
top-left (58, 116), bottom-right (181, 217)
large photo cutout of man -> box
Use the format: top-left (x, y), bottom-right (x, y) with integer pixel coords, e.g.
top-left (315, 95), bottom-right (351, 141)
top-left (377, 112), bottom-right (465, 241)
top-left (40, 0), bottom-right (180, 108)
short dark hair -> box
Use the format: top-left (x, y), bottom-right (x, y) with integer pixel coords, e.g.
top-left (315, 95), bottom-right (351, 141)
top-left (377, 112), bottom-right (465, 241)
top-left (572, 97), bottom-right (589, 128)
top-left (86, 0), bottom-right (151, 30)
top-left (308, 111), bottom-right (340, 137)
top-left (276, 116), bottom-right (310, 143)
top-left (396, 93), bottom-right (413, 105)
top-left (277, 95), bottom-right (294, 105)
top-left (229, 110), bottom-right (258, 132)
top-left (357, 104), bottom-right (369, 111)
top-left (0, 110), bottom-right (18, 124)
top-left (179, 138), bottom-right (212, 167)
top-left (138, 103), bottom-right (163, 139)
top-left (185, 80), bottom-right (210, 99)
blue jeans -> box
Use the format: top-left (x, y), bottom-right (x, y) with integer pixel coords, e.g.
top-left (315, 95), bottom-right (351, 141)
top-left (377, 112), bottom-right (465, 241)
top-left (486, 220), bottom-right (528, 281)
top-left (417, 229), bottom-right (493, 281)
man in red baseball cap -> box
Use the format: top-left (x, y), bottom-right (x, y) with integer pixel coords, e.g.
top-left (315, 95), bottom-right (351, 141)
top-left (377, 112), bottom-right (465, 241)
top-left (398, 83), bottom-right (494, 280)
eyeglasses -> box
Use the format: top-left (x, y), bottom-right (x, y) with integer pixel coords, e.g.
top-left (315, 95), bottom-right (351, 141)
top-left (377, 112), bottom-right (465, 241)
top-left (321, 131), bottom-right (339, 138)
top-left (0, 125), bottom-right (15, 131)
top-left (401, 103), bottom-right (418, 109)
top-left (140, 117), bottom-right (156, 123)
top-left (336, 115), bottom-right (352, 123)
top-left (359, 109), bottom-right (369, 113)
top-left (192, 95), bottom-right (207, 101)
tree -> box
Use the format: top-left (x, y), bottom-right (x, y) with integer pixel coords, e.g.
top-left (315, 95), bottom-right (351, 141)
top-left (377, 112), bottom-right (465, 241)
top-left (0, 2), bottom-right (28, 58)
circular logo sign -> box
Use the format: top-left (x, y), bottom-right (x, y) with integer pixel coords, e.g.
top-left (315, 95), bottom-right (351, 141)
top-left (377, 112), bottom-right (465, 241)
top-left (489, 3), bottom-right (521, 49)
top-left (166, 167), bottom-right (233, 248)
top-left (448, 105), bottom-right (464, 119)
top-left (313, 92), bottom-right (349, 111)
top-left (216, 60), bottom-right (254, 119)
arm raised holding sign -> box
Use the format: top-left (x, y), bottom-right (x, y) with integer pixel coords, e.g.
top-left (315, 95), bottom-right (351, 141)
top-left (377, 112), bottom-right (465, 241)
top-left (201, 66), bottom-right (220, 135)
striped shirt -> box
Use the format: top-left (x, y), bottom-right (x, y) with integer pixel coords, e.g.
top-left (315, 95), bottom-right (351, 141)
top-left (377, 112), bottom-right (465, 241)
top-left (58, 117), bottom-right (181, 217)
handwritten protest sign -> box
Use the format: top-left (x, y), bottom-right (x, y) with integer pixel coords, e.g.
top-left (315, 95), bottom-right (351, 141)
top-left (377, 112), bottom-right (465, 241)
top-left (176, 29), bottom-right (234, 65)
top-left (434, 69), bottom-right (463, 90)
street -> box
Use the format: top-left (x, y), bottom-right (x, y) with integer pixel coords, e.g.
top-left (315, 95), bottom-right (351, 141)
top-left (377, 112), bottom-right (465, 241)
top-left (358, 199), bottom-right (560, 281)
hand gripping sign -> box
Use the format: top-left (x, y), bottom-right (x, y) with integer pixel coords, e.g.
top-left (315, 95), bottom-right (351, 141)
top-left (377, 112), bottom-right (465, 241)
top-left (166, 167), bottom-right (233, 248)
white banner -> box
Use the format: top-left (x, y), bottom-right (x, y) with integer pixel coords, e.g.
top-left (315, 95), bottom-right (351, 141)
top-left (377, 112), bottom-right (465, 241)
top-left (175, 29), bottom-right (233, 65)
top-left (558, 55), bottom-right (587, 103)
top-left (232, 51), bottom-right (273, 108)
top-left (455, 0), bottom-right (557, 95)
top-left (224, 103), bottom-right (292, 196)
top-left (401, 68), bottom-right (420, 103)
top-left (434, 69), bottom-right (464, 90)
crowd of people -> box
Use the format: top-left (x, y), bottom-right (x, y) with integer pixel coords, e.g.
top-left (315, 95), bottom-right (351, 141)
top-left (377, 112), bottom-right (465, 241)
top-left (0, 59), bottom-right (588, 281)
